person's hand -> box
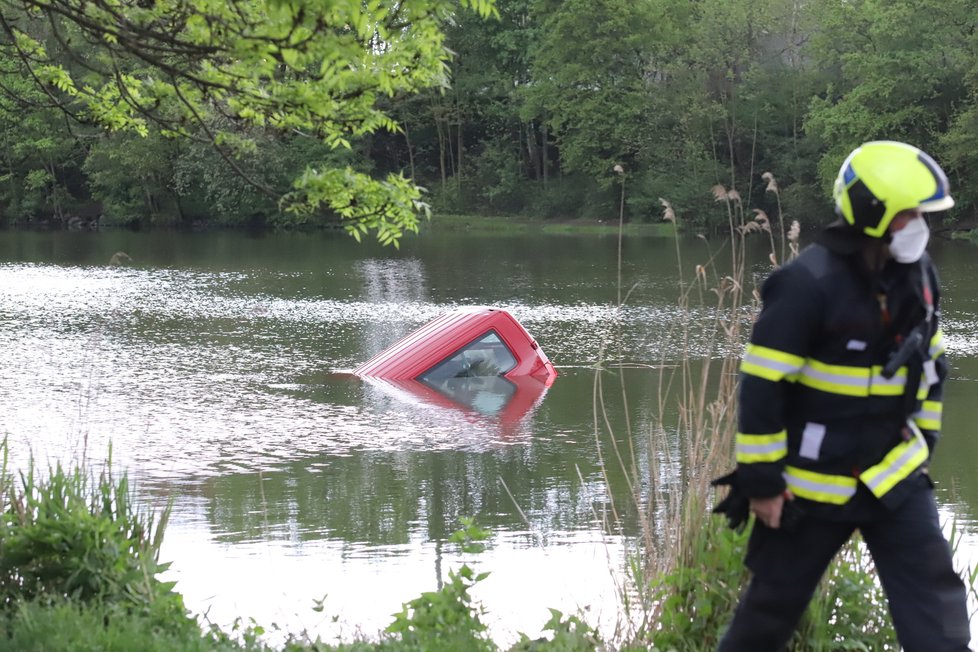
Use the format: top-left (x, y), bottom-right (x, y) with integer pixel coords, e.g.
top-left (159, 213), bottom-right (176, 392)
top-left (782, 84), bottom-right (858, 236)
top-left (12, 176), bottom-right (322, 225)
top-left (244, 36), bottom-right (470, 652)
top-left (750, 492), bottom-right (793, 529)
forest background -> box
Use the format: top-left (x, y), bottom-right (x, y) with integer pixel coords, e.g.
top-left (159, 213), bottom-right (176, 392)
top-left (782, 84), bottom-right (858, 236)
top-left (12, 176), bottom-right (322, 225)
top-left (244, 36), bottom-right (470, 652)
top-left (2, 0), bottom-right (977, 239)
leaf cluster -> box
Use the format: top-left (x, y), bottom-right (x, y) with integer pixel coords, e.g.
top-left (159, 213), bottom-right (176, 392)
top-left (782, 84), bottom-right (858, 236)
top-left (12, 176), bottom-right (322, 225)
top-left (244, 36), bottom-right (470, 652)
top-left (0, 0), bottom-right (496, 241)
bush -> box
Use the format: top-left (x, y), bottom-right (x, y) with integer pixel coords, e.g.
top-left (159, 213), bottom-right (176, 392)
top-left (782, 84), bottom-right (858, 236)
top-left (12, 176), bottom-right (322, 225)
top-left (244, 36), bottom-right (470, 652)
top-left (0, 444), bottom-right (184, 621)
top-left (526, 176), bottom-right (596, 220)
top-left (643, 519), bottom-right (897, 652)
top-left (645, 520), bottom-right (750, 650)
top-left (509, 609), bottom-right (603, 652)
top-left (1, 600), bottom-right (215, 652)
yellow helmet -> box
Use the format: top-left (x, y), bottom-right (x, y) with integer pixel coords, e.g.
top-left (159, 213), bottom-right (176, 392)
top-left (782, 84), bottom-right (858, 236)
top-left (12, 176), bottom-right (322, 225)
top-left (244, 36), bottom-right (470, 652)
top-left (833, 141), bottom-right (954, 237)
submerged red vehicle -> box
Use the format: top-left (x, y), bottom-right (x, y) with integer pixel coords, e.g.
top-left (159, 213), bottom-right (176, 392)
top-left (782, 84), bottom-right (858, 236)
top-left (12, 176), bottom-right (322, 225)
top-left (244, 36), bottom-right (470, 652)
top-left (354, 307), bottom-right (557, 428)
top-left (353, 306), bottom-right (558, 385)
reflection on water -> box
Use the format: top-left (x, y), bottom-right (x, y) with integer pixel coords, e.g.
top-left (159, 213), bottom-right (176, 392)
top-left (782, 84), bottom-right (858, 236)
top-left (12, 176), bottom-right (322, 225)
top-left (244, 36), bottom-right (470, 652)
top-left (433, 375), bottom-right (518, 415)
top-left (2, 230), bottom-right (978, 642)
top-left (368, 374), bottom-right (550, 423)
top-left (162, 525), bottom-right (629, 648)
top-left (358, 258), bottom-right (430, 359)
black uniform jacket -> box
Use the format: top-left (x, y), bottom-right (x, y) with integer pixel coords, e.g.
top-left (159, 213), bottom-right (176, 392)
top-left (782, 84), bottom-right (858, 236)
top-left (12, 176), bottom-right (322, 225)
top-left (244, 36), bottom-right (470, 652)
top-left (735, 226), bottom-right (946, 516)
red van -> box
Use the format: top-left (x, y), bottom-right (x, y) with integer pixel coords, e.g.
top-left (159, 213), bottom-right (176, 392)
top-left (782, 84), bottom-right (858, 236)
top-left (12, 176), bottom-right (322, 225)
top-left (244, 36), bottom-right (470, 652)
top-left (354, 306), bottom-right (558, 385)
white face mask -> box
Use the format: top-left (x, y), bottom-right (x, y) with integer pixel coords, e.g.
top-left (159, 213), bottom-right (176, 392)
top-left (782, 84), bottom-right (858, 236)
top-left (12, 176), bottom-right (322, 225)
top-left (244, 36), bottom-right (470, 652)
top-left (888, 216), bottom-right (930, 263)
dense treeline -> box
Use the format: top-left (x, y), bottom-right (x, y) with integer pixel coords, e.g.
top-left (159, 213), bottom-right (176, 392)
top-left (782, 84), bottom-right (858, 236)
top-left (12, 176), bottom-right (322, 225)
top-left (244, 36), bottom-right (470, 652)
top-left (2, 0), bottom-right (977, 234)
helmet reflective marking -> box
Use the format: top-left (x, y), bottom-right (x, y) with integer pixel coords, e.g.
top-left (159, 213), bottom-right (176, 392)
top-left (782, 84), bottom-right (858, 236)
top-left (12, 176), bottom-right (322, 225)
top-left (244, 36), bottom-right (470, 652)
top-left (916, 151), bottom-right (953, 209)
top-left (842, 163), bottom-right (857, 186)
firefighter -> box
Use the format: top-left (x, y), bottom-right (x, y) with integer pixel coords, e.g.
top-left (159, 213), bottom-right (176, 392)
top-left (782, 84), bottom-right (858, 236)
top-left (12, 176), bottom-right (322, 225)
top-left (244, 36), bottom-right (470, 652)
top-left (714, 141), bottom-right (972, 651)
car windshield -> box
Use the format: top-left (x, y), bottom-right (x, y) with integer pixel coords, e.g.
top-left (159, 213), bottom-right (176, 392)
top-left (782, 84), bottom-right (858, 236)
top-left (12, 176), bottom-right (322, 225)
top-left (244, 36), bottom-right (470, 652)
top-left (418, 331), bottom-right (517, 382)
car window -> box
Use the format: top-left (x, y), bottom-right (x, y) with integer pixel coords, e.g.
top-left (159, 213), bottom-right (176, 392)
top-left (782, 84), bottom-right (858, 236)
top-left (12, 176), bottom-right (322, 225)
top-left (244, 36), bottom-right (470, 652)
top-left (418, 331), bottom-right (517, 382)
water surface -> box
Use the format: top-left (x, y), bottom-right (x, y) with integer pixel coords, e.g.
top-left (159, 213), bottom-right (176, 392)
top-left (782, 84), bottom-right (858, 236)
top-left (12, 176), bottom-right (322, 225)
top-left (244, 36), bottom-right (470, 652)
top-left (2, 228), bottom-right (977, 644)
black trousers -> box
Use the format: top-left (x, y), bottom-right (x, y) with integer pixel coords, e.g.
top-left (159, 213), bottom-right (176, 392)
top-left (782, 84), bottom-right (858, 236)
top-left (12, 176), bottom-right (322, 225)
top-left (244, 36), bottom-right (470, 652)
top-left (718, 480), bottom-right (971, 652)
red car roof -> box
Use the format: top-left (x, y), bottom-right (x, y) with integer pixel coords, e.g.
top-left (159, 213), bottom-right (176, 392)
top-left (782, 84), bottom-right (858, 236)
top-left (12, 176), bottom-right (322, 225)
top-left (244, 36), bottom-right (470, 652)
top-left (353, 306), bottom-right (557, 384)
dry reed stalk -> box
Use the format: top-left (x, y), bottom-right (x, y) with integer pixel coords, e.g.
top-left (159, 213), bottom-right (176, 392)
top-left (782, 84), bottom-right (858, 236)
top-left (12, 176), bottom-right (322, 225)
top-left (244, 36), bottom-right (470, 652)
top-left (593, 183), bottom-right (790, 641)
top-left (762, 171), bottom-right (786, 264)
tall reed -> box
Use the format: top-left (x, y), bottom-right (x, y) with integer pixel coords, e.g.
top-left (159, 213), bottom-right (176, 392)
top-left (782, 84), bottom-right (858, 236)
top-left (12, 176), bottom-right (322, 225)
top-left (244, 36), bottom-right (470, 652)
top-left (593, 174), bottom-right (910, 650)
top-left (590, 180), bottom-right (768, 646)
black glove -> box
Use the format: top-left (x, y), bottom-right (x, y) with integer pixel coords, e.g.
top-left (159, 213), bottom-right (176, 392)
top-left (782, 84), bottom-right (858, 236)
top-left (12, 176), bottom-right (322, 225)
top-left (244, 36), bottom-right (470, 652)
top-left (713, 469), bottom-right (806, 533)
top-left (711, 469), bottom-right (749, 532)
top-left (780, 498), bottom-right (804, 532)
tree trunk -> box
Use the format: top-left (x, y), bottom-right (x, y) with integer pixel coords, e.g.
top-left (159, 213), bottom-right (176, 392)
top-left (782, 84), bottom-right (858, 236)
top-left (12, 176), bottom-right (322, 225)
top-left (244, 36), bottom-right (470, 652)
top-left (403, 124), bottom-right (416, 180)
top-left (526, 121), bottom-right (541, 181)
top-left (456, 119), bottom-right (463, 196)
top-left (174, 191), bottom-right (188, 224)
top-left (45, 161), bottom-right (63, 222)
top-left (1, 138), bottom-right (20, 211)
top-left (434, 104), bottom-right (447, 193)
top-left (540, 121), bottom-right (550, 189)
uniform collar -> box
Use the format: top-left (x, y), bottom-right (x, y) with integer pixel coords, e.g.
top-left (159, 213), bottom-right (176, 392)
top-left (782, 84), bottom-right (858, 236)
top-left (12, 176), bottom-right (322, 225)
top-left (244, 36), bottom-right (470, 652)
top-left (815, 219), bottom-right (885, 277)
top-left (814, 219), bottom-right (875, 256)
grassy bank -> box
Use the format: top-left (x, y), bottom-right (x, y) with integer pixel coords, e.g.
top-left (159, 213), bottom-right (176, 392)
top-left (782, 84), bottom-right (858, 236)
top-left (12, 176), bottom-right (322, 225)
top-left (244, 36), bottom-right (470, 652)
top-left (0, 445), bottom-right (606, 652)
top-left (421, 213), bottom-right (678, 237)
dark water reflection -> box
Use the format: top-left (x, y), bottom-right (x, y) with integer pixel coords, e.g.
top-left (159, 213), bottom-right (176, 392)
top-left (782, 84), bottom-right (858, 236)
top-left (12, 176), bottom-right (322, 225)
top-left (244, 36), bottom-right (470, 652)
top-left (1, 228), bottom-right (977, 643)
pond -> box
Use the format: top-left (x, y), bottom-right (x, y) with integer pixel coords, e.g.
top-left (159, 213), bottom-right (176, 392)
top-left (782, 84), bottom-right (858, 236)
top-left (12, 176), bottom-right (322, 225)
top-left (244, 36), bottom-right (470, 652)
top-left (1, 226), bottom-right (978, 645)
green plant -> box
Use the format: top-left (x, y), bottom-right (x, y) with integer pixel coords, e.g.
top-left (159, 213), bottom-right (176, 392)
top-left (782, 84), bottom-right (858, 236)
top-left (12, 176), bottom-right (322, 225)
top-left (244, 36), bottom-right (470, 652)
top-left (448, 515), bottom-right (492, 553)
top-left (385, 565), bottom-right (494, 652)
top-left (0, 442), bottom-right (181, 619)
top-left (645, 521), bottom-right (749, 650)
top-left (384, 517), bottom-right (495, 652)
top-left (509, 609), bottom-right (603, 651)
top-left (1, 599), bottom-right (216, 652)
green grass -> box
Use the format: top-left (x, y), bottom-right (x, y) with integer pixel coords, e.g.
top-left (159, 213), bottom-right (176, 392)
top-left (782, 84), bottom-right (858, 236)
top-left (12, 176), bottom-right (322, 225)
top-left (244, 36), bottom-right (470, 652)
top-left (0, 597), bottom-right (608, 652)
top-left (422, 212), bottom-right (677, 236)
top-left (1, 600), bottom-right (230, 652)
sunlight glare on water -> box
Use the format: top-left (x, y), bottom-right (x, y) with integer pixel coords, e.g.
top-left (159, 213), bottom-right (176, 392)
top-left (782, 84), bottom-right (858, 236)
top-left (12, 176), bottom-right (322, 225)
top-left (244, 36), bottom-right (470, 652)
top-left (0, 260), bottom-right (710, 471)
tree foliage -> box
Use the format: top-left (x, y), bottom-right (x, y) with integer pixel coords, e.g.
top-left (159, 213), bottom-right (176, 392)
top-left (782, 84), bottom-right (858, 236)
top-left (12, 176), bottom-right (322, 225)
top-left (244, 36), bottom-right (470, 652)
top-left (3, 0), bottom-right (978, 234)
top-left (0, 0), bottom-right (496, 241)
top-left (804, 0), bottom-right (973, 188)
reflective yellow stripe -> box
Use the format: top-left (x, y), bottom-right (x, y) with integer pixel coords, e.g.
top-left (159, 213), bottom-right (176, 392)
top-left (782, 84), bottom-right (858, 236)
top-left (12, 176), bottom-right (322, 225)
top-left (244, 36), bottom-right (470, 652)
top-left (795, 360), bottom-right (908, 397)
top-left (736, 431), bottom-right (788, 463)
top-left (929, 329), bottom-right (945, 359)
top-left (746, 350), bottom-right (914, 398)
top-left (783, 466), bottom-right (857, 505)
top-left (860, 424), bottom-right (928, 498)
top-left (798, 359), bottom-right (870, 396)
top-left (740, 344), bottom-right (805, 382)
top-left (913, 400), bottom-right (942, 431)
top-left (869, 365), bottom-right (907, 396)
top-left (916, 381), bottom-right (930, 400)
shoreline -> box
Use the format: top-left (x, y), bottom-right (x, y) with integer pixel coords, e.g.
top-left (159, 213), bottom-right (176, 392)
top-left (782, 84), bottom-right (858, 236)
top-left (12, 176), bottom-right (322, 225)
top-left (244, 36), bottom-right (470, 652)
top-left (420, 212), bottom-right (678, 236)
top-left (0, 212), bottom-right (681, 238)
